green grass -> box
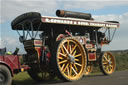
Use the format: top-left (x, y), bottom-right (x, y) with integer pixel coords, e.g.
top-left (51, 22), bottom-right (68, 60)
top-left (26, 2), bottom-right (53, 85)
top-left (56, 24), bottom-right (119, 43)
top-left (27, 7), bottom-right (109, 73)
top-left (113, 52), bottom-right (128, 70)
top-left (12, 72), bottom-right (35, 85)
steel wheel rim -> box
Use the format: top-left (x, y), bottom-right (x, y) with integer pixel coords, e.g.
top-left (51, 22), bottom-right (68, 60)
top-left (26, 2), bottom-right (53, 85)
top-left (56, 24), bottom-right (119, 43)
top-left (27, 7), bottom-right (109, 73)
top-left (57, 38), bottom-right (86, 80)
top-left (102, 52), bottom-right (115, 74)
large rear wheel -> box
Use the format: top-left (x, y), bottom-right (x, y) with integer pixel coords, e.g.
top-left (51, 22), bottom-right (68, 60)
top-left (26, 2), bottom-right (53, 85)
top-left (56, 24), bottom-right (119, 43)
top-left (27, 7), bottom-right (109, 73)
top-left (27, 69), bottom-right (55, 82)
top-left (53, 37), bottom-right (87, 81)
top-left (99, 52), bottom-right (116, 75)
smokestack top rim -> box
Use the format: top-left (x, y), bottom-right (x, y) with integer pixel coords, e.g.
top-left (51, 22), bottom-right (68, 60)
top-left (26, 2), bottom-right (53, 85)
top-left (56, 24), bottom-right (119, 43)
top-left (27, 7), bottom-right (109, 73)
top-left (56, 10), bottom-right (65, 17)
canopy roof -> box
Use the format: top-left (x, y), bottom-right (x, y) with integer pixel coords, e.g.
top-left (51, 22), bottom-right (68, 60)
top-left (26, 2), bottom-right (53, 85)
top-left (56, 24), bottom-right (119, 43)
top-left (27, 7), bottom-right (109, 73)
top-left (11, 12), bottom-right (119, 31)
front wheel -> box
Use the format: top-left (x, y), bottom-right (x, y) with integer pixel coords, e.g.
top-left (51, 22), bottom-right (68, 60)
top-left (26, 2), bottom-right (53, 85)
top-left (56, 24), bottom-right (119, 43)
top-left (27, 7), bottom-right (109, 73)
top-left (99, 52), bottom-right (116, 75)
top-left (0, 65), bottom-right (12, 85)
top-left (52, 37), bottom-right (87, 81)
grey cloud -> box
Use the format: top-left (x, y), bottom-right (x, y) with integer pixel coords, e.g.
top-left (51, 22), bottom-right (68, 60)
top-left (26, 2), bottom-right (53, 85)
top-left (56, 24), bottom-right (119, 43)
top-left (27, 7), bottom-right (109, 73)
top-left (1, 0), bottom-right (128, 23)
top-left (62, 1), bottom-right (128, 10)
top-left (1, 0), bottom-right (58, 23)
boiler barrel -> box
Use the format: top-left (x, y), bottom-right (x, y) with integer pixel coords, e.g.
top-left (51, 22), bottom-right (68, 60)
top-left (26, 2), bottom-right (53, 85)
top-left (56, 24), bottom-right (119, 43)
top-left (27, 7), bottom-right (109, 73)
top-left (56, 10), bottom-right (92, 20)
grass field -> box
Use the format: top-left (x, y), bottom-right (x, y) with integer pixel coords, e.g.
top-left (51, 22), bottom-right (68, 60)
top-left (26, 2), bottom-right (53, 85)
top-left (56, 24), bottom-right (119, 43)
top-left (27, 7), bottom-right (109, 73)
top-left (113, 51), bottom-right (128, 70)
top-left (12, 51), bottom-right (128, 85)
top-left (12, 72), bottom-right (34, 85)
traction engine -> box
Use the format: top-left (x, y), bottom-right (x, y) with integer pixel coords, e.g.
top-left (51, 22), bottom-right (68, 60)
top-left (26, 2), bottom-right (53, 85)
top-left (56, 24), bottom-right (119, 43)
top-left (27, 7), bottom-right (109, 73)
top-left (10, 10), bottom-right (119, 82)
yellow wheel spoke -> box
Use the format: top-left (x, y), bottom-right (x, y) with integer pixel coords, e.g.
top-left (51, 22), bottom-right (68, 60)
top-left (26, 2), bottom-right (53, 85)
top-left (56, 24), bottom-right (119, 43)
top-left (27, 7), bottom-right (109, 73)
top-left (69, 45), bottom-right (72, 54)
top-left (71, 45), bottom-right (77, 54)
top-left (70, 64), bottom-right (72, 76)
top-left (73, 64), bottom-right (78, 71)
top-left (58, 56), bottom-right (63, 60)
top-left (58, 60), bottom-right (67, 65)
top-left (67, 66), bottom-right (70, 76)
top-left (104, 66), bottom-right (107, 72)
top-left (75, 62), bottom-right (82, 67)
top-left (104, 56), bottom-right (108, 61)
top-left (72, 67), bottom-right (78, 75)
top-left (63, 64), bottom-right (69, 72)
top-left (61, 64), bottom-right (65, 71)
top-left (61, 46), bottom-right (65, 54)
top-left (67, 41), bottom-right (70, 51)
top-left (75, 59), bottom-right (79, 61)
top-left (59, 52), bottom-right (67, 57)
top-left (63, 45), bottom-right (69, 54)
top-left (107, 55), bottom-right (110, 60)
top-left (108, 57), bottom-right (111, 61)
top-left (74, 53), bottom-right (82, 57)
top-left (109, 65), bottom-right (113, 69)
top-left (108, 66), bottom-right (112, 72)
top-left (106, 66), bottom-right (109, 72)
top-left (107, 67), bottom-right (110, 72)
top-left (109, 65), bottom-right (112, 70)
top-left (103, 61), bottom-right (108, 65)
top-left (73, 50), bottom-right (76, 56)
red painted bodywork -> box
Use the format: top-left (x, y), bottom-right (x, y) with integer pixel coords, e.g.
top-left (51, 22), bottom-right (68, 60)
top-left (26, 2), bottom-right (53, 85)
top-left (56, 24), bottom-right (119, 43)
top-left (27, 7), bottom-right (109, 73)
top-left (0, 55), bottom-right (21, 76)
top-left (88, 53), bottom-right (96, 61)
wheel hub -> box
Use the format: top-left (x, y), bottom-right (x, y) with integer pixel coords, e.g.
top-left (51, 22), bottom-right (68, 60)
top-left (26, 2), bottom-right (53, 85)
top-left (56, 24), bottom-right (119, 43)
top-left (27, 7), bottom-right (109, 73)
top-left (0, 73), bottom-right (5, 83)
top-left (108, 61), bottom-right (111, 65)
top-left (68, 54), bottom-right (75, 63)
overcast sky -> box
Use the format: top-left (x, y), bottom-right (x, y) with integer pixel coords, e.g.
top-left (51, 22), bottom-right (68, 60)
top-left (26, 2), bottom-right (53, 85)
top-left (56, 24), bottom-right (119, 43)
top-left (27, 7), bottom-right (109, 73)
top-left (0, 0), bottom-right (128, 53)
